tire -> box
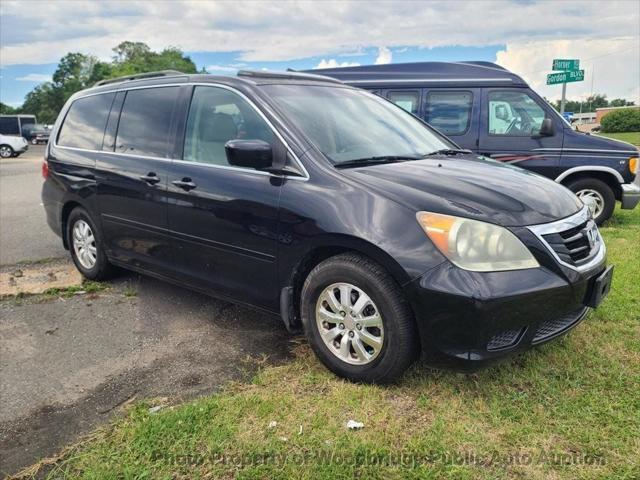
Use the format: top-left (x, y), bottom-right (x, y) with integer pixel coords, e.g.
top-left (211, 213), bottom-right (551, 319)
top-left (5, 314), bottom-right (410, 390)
top-left (0, 144), bottom-right (14, 158)
top-left (66, 207), bottom-right (115, 280)
top-left (566, 178), bottom-right (615, 225)
top-left (301, 253), bottom-right (419, 384)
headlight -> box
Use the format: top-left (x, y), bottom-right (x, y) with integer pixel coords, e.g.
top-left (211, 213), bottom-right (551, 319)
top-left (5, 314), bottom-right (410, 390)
top-left (416, 211), bottom-right (539, 272)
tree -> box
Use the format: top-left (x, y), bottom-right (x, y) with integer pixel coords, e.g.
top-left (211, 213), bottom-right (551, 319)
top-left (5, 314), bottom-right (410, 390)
top-left (610, 98), bottom-right (635, 107)
top-left (109, 42), bottom-right (197, 77)
top-left (112, 41), bottom-right (151, 63)
top-left (0, 102), bottom-right (18, 114)
top-left (11, 42), bottom-right (197, 123)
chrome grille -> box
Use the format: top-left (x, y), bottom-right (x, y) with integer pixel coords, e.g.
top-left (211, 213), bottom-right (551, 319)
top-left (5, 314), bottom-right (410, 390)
top-left (528, 207), bottom-right (605, 272)
top-left (541, 220), bottom-right (595, 265)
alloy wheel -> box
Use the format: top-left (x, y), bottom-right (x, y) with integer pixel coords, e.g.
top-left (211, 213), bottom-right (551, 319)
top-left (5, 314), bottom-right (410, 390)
top-left (0, 146), bottom-right (12, 158)
top-left (72, 219), bottom-right (97, 269)
top-left (315, 282), bottom-right (384, 365)
top-left (576, 188), bottom-right (605, 219)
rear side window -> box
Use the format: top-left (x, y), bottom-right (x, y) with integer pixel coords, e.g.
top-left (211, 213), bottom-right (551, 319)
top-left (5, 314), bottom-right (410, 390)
top-left (116, 87), bottom-right (180, 158)
top-left (387, 91), bottom-right (419, 115)
top-left (425, 91), bottom-right (473, 135)
top-left (57, 94), bottom-right (115, 150)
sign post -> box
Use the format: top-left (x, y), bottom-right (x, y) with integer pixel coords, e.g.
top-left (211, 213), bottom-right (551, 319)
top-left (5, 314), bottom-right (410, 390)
top-left (547, 59), bottom-right (583, 115)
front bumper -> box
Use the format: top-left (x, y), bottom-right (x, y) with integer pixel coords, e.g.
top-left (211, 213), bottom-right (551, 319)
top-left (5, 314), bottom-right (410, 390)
top-left (405, 262), bottom-right (605, 369)
top-left (404, 208), bottom-right (609, 369)
top-left (621, 183), bottom-right (640, 210)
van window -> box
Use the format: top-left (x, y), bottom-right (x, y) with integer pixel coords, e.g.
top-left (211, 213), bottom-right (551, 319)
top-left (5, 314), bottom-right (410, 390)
top-left (387, 91), bottom-right (419, 115)
top-left (183, 86), bottom-right (274, 166)
top-left (57, 93), bottom-right (115, 150)
top-left (0, 117), bottom-right (20, 135)
top-left (425, 91), bottom-right (473, 135)
top-left (488, 91), bottom-right (546, 136)
top-left (116, 87), bottom-right (180, 158)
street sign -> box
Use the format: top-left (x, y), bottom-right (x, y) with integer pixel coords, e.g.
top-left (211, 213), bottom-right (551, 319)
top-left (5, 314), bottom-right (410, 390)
top-left (552, 59), bottom-right (580, 71)
top-left (547, 69), bottom-right (584, 85)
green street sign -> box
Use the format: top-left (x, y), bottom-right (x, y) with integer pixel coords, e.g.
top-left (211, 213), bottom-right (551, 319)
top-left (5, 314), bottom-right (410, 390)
top-left (553, 59), bottom-right (580, 71)
top-left (547, 69), bottom-right (584, 85)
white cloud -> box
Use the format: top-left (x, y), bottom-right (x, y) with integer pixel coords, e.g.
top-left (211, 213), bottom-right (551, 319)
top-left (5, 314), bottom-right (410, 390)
top-left (496, 37), bottom-right (640, 103)
top-left (374, 46), bottom-right (392, 65)
top-left (0, 1), bottom-right (638, 98)
top-left (206, 65), bottom-right (239, 73)
top-left (314, 59), bottom-right (360, 69)
top-left (14, 73), bottom-right (52, 82)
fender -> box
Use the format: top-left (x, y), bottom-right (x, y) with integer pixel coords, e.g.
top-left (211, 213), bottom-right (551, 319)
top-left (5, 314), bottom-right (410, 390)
top-left (555, 166), bottom-right (624, 184)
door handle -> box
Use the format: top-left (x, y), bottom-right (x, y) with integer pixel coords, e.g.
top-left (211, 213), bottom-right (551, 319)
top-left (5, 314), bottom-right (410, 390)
top-left (172, 178), bottom-right (197, 191)
top-left (139, 173), bottom-right (160, 185)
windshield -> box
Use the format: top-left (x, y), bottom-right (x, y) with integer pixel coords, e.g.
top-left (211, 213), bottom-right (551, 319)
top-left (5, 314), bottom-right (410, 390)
top-left (262, 84), bottom-right (453, 164)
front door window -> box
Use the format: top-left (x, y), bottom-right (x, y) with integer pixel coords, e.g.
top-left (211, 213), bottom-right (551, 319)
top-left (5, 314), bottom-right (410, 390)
top-left (488, 91), bottom-right (546, 136)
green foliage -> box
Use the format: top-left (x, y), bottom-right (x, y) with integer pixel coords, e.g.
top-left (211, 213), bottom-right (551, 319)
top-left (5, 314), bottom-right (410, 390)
top-left (600, 108), bottom-right (640, 133)
top-left (552, 93), bottom-right (607, 113)
top-left (12, 42), bottom-right (197, 123)
top-left (0, 102), bottom-right (18, 114)
top-left (609, 98), bottom-right (635, 107)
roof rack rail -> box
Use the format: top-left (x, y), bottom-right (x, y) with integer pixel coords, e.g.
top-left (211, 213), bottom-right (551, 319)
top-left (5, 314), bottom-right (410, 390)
top-left (94, 70), bottom-right (185, 87)
top-left (237, 69), bottom-right (343, 84)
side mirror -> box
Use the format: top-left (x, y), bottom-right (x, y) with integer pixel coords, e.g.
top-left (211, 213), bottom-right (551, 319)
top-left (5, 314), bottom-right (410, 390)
top-left (537, 118), bottom-right (554, 137)
top-left (225, 139), bottom-right (272, 170)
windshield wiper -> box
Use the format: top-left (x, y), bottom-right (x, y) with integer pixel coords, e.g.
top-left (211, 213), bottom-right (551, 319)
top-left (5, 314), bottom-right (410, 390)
top-left (424, 148), bottom-right (472, 157)
top-left (334, 155), bottom-right (422, 168)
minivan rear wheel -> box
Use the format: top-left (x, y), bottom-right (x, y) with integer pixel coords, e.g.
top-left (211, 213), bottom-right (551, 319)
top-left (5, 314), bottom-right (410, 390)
top-left (301, 253), bottom-right (419, 383)
top-left (566, 178), bottom-right (615, 225)
top-left (67, 207), bottom-right (115, 280)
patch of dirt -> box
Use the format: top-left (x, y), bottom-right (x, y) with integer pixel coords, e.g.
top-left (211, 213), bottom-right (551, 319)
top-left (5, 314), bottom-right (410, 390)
top-left (0, 259), bottom-right (81, 296)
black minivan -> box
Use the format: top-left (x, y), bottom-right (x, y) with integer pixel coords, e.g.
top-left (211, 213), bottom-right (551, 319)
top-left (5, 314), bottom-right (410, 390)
top-left (43, 70), bottom-right (613, 383)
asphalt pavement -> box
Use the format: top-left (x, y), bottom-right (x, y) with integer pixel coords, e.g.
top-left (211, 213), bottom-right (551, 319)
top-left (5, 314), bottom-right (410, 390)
top-left (0, 145), bottom-right (67, 265)
top-left (0, 146), bottom-right (295, 476)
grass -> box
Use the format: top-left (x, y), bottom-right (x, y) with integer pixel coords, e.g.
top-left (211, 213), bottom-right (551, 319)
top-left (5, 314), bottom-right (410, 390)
top-left (42, 280), bottom-right (107, 298)
top-left (26, 209), bottom-right (640, 479)
top-left (595, 131), bottom-right (640, 146)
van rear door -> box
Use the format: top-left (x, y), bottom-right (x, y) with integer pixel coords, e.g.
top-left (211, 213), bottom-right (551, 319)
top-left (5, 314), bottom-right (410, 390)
top-left (478, 88), bottom-right (563, 178)
top-left (422, 88), bottom-right (479, 151)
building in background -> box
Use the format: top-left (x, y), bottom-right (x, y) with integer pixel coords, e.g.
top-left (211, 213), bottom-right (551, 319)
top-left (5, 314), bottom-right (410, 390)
top-left (596, 105), bottom-right (640, 124)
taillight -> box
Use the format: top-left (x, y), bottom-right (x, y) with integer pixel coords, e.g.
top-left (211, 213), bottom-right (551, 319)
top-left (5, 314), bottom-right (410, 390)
top-left (42, 160), bottom-right (49, 179)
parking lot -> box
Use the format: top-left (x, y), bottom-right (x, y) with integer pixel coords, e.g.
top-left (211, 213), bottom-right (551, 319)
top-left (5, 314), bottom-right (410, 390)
top-left (0, 147), bottom-right (293, 475)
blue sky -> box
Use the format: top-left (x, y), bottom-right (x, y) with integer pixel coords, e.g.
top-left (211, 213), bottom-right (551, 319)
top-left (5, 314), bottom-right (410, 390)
top-left (1, 1), bottom-right (638, 107)
top-left (1, 46), bottom-right (502, 106)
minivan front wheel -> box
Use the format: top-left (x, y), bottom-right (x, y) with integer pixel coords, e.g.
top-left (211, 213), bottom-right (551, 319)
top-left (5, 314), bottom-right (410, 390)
top-left (301, 253), bottom-right (419, 383)
top-left (566, 178), bottom-right (615, 225)
top-left (67, 207), bottom-right (114, 280)
top-left (0, 145), bottom-right (14, 158)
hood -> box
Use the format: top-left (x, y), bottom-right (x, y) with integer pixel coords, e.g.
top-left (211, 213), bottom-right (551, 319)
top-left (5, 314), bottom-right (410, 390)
top-left (341, 155), bottom-right (583, 227)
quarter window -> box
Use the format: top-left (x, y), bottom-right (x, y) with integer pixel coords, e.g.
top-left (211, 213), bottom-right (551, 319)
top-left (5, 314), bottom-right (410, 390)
top-left (425, 91), bottom-right (473, 135)
top-left (183, 86), bottom-right (274, 166)
top-left (57, 94), bottom-right (115, 150)
top-left (115, 87), bottom-right (180, 158)
top-left (488, 91), bottom-right (546, 136)
top-left (387, 91), bottom-right (419, 115)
